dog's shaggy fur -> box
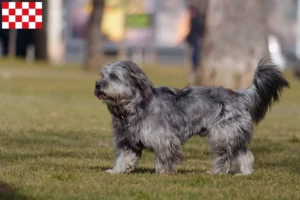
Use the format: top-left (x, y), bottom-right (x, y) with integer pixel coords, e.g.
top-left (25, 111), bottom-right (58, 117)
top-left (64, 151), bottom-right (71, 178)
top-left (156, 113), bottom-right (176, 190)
top-left (94, 58), bottom-right (289, 175)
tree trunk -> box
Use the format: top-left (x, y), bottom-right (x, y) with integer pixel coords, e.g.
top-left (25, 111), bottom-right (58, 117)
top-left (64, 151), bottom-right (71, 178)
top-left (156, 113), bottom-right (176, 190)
top-left (8, 29), bottom-right (17, 59)
top-left (84, 0), bottom-right (104, 70)
top-left (196, 0), bottom-right (269, 90)
top-left (35, 0), bottom-right (48, 60)
top-left (8, 0), bottom-right (19, 59)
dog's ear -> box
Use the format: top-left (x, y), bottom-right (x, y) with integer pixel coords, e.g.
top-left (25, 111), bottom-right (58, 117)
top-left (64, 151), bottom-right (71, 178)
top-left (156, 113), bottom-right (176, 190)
top-left (125, 61), bottom-right (154, 100)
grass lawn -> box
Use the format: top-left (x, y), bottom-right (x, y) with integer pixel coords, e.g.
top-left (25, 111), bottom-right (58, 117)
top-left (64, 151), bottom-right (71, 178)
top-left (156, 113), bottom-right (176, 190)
top-left (0, 60), bottom-right (300, 200)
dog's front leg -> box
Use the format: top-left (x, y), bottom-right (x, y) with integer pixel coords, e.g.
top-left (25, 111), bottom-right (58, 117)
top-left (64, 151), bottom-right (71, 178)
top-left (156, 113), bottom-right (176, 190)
top-left (155, 157), bottom-right (176, 174)
top-left (106, 146), bottom-right (142, 174)
top-left (154, 137), bottom-right (183, 174)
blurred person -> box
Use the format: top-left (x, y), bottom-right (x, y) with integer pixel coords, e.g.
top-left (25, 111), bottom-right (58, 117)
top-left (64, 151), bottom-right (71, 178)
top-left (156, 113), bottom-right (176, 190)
top-left (186, 5), bottom-right (205, 83)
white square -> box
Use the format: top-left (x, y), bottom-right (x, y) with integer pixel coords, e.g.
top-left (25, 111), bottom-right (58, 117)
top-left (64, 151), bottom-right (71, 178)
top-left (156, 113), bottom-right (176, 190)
top-left (22, 2), bottom-right (29, 9)
top-left (9, 15), bottom-right (16, 22)
top-left (29, 22), bottom-right (36, 29)
top-left (35, 15), bottom-right (42, 22)
top-left (35, 2), bottom-right (42, 9)
top-left (15, 8), bottom-right (22, 16)
top-left (15, 22), bottom-right (22, 29)
top-left (2, 8), bottom-right (9, 16)
top-left (29, 9), bottom-right (35, 16)
top-left (22, 15), bottom-right (29, 22)
top-left (8, 2), bottom-right (16, 9)
top-left (2, 22), bottom-right (9, 29)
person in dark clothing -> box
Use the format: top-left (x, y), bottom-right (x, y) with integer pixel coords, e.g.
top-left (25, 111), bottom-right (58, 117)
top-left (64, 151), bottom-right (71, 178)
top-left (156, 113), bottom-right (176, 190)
top-left (0, 0), bottom-right (9, 56)
top-left (186, 5), bottom-right (205, 82)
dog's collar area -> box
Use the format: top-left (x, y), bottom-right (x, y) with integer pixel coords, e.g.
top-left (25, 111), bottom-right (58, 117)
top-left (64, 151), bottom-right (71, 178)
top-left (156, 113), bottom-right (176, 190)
top-left (120, 115), bottom-right (130, 127)
top-left (112, 109), bottom-right (129, 126)
top-left (109, 102), bottom-right (135, 127)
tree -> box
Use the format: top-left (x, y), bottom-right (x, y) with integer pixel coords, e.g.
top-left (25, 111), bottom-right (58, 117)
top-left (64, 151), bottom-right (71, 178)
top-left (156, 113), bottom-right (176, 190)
top-left (8, 0), bottom-right (19, 59)
top-left (84, 0), bottom-right (105, 70)
top-left (8, 29), bottom-right (17, 58)
top-left (196, 0), bottom-right (269, 89)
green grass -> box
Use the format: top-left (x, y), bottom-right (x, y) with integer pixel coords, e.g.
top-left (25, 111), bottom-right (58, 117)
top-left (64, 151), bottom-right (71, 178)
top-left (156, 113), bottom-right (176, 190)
top-left (0, 61), bottom-right (300, 200)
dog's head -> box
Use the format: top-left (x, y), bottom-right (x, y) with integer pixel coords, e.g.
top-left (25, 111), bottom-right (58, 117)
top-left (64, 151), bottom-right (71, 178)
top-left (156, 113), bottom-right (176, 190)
top-left (94, 61), bottom-right (154, 106)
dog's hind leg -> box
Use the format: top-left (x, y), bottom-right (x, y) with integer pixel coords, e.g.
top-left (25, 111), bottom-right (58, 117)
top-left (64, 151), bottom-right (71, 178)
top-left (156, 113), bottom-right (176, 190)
top-left (207, 127), bottom-right (233, 175)
top-left (210, 151), bottom-right (232, 174)
top-left (106, 147), bottom-right (142, 174)
top-left (208, 112), bottom-right (253, 175)
top-left (234, 148), bottom-right (254, 175)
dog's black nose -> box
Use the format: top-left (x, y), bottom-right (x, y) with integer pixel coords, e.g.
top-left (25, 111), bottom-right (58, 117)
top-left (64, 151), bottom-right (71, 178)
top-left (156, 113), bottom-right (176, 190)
top-left (95, 81), bottom-right (104, 89)
top-left (95, 81), bottom-right (100, 89)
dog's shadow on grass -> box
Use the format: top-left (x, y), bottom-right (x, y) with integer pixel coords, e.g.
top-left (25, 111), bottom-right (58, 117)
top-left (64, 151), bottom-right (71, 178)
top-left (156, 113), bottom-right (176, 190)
top-left (93, 166), bottom-right (205, 174)
top-left (0, 182), bottom-right (33, 200)
top-left (90, 166), bottom-right (155, 174)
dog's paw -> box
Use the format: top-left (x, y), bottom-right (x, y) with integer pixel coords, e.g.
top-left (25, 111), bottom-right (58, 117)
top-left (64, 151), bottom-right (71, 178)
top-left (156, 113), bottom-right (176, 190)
top-left (234, 172), bottom-right (252, 176)
top-left (105, 169), bottom-right (116, 174)
top-left (105, 169), bottom-right (123, 174)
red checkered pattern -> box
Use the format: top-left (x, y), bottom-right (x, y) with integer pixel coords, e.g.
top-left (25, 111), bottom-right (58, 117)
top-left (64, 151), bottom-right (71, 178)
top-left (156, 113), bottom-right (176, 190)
top-left (2, 2), bottom-right (42, 29)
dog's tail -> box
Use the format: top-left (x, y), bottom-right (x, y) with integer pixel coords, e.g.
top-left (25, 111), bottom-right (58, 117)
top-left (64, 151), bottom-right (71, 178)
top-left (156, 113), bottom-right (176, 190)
top-left (240, 57), bottom-right (289, 124)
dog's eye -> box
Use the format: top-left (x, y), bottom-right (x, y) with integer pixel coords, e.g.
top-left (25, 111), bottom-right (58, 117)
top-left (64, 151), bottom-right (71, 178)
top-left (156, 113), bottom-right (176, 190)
top-left (110, 74), bottom-right (119, 80)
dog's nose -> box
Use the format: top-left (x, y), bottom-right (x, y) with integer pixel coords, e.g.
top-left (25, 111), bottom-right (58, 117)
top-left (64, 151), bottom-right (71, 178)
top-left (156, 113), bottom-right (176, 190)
top-left (95, 81), bottom-right (100, 89)
top-left (95, 81), bottom-right (104, 89)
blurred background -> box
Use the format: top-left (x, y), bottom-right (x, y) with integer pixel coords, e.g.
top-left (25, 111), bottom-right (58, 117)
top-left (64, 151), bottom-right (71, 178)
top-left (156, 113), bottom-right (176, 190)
top-left (1, 2), bottom-right (300, 198)
top-left (0, 0), bottom-right (300, 87)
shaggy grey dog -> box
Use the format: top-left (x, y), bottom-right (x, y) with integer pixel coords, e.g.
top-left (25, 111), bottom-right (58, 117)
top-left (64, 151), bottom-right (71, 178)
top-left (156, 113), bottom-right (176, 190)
top-left (94, 58), bottom-right (289, 175)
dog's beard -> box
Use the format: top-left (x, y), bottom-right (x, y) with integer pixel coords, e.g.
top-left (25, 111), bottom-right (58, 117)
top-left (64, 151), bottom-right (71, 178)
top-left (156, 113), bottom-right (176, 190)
top-left (94, 83), bottom-right (121, 101)
top-left (95, 89), bottom-right (107, 100)
top-left (94, 88), bottom-right (108, 100)
top-left (94, 87), bottom-right (134, 109)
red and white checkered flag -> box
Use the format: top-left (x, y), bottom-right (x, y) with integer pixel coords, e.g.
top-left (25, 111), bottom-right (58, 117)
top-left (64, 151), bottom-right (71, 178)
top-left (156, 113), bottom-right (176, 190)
top-left (2, 1), bottom-right (43, 29)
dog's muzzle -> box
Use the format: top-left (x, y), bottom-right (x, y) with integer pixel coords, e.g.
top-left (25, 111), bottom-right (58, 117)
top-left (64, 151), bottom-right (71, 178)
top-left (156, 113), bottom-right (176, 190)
top-left (95, 81), bottom-right (107, 100)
